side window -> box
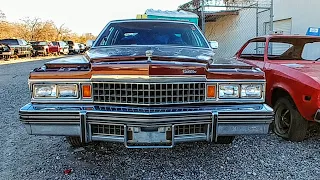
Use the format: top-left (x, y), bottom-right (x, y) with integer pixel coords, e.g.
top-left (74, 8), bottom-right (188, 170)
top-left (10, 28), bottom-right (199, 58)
top-left (21, 39), bottom-right (28, 45)
top-left (302, 42), bottom-right (320, 60)
top-left (268, 42), bottom-right (293, 56)
top-left (240, 41), bottom-right (266, 61)
top-left (17, 39), bottom-right (23, 45)
top-left (99, 27), bottom-right (114, 46)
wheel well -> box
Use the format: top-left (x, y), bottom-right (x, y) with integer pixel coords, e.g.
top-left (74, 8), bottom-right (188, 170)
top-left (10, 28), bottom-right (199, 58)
top-left (271, 88), bottom-right (291, 107)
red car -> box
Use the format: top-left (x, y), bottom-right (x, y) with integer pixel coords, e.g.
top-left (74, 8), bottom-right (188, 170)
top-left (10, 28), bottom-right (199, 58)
top-left (236, 35), bottom-right (320, 141)
top-left (31, 41), bottom-right (59, 56)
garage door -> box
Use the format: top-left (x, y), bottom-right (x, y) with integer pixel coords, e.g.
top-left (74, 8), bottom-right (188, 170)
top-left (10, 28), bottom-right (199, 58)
top-left (274, 18), bottom-right (292, 34)
top-left (264, 18), bottom-right (292, 35)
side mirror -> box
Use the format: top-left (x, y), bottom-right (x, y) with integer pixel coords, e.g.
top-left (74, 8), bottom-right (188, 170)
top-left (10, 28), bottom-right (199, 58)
top-left (209, 41), bottom-right (219, 49)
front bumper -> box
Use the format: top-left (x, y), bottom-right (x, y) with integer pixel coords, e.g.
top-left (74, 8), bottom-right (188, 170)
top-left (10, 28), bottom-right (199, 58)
top-left (20, 103), bottom-right (273, 148)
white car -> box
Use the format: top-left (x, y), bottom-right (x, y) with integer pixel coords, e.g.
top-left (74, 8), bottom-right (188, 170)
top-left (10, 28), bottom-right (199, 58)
top-left (73, 43), bottom-right (81, 54)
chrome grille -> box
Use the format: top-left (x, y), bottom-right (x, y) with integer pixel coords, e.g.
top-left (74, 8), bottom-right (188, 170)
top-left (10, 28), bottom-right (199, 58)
top-left (175, 124), bottom-right (207, 135)
top-left (91, 124), bottom-right (125, 136)
top-left (92, 82), bottom-right (206, 105)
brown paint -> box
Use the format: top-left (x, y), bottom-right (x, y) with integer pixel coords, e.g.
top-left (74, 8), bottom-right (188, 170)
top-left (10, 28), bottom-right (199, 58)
top-left (30, 71), bottom-right (92, 79)
top-left (30, 57), bottom-right (264, 80)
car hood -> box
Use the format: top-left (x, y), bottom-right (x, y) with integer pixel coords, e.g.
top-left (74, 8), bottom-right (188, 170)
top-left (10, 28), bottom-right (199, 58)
top-left (45, 46), bottom-right (254, 70)
top-left (279, 62), bottom-right (320, 81)
top-left (87, 46), bottom-right (215, 62)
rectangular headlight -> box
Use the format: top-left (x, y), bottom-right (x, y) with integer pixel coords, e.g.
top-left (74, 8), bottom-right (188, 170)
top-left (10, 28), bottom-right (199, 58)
top-left (219, 84), bottom-right (239, 98)
top-left (58, 84), bottom-right (78, 98)
top-left (34, 84), bottom-right (56, 98)
top-left (33, 84), bottom-right (78, 98)
top-left (241, 84), bottom-right (262, 98)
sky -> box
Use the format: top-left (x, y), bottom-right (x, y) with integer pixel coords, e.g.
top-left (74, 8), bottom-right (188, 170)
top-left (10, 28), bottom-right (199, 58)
top-left (1, 0), bottom-right (191, 36)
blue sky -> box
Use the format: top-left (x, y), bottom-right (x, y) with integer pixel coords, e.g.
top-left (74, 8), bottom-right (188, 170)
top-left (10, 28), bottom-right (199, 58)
top-left (1, 0), bottom-right (191, 35)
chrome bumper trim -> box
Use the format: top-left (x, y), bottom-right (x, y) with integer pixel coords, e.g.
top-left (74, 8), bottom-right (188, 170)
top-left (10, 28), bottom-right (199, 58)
top-left (20, 103), bottom-right (273, 148)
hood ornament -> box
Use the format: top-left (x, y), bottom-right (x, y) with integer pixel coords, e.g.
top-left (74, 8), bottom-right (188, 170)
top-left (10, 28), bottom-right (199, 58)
top-left (146, 50), bottom-right (153, 62)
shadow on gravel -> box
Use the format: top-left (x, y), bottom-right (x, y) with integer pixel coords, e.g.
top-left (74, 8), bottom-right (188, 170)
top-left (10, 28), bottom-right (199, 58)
top-left (307, 123), bottom-right (320, 139)
top-left (69, 140), bottom-right (239, 178)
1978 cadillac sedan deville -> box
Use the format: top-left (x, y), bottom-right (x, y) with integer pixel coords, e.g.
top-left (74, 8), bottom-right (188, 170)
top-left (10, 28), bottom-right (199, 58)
top-left (20, 20), bottom-right (273, 148)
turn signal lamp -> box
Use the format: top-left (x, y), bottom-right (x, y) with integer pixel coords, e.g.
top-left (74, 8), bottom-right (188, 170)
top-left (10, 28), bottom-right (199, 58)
top-left (207, 85), bottom-right (216, 98)
top-left (82, 85), bottom-right (92, 98)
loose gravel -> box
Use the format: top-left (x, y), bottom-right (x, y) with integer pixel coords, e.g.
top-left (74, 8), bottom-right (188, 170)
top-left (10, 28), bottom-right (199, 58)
top-left (0, 58), bottom-right (320, 180)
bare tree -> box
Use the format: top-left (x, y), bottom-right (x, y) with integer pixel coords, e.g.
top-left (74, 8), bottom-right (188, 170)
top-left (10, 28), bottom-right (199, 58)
top-left (55, 24), bottom-right (71, 41)
top-left (20, 17), bottom-right (42, 40)
top-left (0, 13), bottom-right (96, 42)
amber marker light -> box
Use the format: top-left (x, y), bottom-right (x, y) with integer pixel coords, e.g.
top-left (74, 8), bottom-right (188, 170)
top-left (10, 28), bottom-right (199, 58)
top-left (207, 85), bottom-right (216, 98)
top-left (82, 85), bottom-right (92, 98)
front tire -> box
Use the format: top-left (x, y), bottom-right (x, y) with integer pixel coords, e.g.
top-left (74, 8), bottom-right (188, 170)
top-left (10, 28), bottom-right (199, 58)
top-left (273, 97), bottom-right (308, 142)
top-left (66, 136), bottom-right (84, 147)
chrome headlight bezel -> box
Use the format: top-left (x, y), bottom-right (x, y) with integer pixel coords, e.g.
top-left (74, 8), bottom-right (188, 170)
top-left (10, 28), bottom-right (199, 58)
top-left (215, 83), bottom-right (264, 100)
top-left (33, 84), bottom-right (79, 99)
top-left (240, 84), bottom-right (262, 99)
top-left (57, 84), bottom-right (79, 98)
top-left (218, 84), bottom-right (240, 99)
top-left (33, 84), bottom-right (57, 98)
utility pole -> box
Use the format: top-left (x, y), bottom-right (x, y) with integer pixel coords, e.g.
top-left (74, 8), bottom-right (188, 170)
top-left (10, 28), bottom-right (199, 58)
top-left (201, 0), bottom-right (205, 33)
top-left (269, 0), bottom-right (274, 33)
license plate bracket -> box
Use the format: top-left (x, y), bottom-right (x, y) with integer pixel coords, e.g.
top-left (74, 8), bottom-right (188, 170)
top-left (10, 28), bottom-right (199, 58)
top-left (124, 125), bottom-right (175, 148)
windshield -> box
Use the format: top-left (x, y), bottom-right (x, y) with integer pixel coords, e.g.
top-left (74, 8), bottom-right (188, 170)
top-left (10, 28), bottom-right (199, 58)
top-left (96, 21), bottom-right (209, 48)
top-left (268, 38), bottom-right (320, 61)
top-left (52, 42), bottom-right (58, 46)
top-left (0, 39), bottom-right (19, 45)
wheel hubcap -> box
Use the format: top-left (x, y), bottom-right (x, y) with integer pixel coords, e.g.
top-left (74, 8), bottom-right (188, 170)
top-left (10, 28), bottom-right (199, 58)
top-left (276, 106), bottom-right (291, 135)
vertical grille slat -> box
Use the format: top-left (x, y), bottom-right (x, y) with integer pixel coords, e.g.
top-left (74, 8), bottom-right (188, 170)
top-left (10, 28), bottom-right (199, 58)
top-left (175, 124), bottom-right (207, 135)
top-left (92, 124), bottom-right (124, 136)
top-left (93, 82), bottom-right (206, 105)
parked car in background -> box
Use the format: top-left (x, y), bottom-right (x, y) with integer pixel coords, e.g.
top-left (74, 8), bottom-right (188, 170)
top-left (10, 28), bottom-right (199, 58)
top-left (237, 35), bottom-right (320, 142)
top-left (20, 20), bottom-right (273, 148)
top-left (31, 41), bottom-right (59, 56)
top-left (0, 38), bottom-right (33, 57)
top-left (0, 43), bottom-right (12, 60)
top-left (67, 41), bottom-right (80, 54)
top-left (79, 43), bottom-right (86, 53)
top-left (85, 40), bottom-right (94, 51)
top-left (52, 41), bottom-right (69, 55)
top-left (73, 43), bottom-right (80, 54)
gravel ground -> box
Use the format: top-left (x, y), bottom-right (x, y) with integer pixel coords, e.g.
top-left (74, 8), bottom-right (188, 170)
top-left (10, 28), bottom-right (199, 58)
top-left (0, 55), bottom-right (66, 65)
top-left (0, 58), bottom-right (320, 180)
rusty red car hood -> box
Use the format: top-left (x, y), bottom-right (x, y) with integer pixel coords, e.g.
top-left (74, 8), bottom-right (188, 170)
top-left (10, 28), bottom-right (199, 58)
top-left (275, 61), bottom-right (320, 81)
